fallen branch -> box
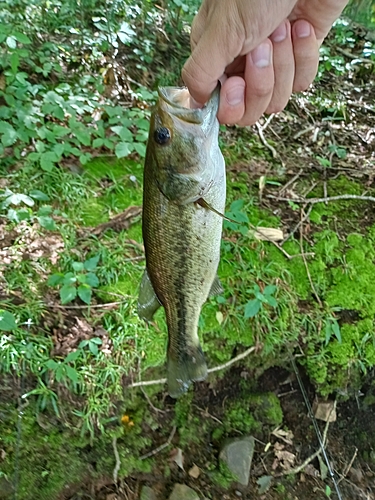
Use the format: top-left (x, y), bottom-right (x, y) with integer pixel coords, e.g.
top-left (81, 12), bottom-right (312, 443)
top-left (139, 425), bottom-right (176, 460)
top-left (267, 194), bottom-right (375, 204)
top-left (112, 436), bottom-right (121, 483)
top-left (337, 447), bottom-right (358, 485)
top-left (128, 346), bottom-right (257, 389)
top-left (46, 301), bottom-right (122, 310)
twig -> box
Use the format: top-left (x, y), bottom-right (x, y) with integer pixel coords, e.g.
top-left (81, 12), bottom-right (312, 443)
top-left (46, 301), bottom-right (122, 310)
top-left (299, 211), bottom-right (322, 307)
top-left (337, 447), bottom-right (358, 485)
top-left (267, 194), bottom-right (375, 204)
top-left (278, 169), bottom-right (303, 195)
top-left (282, 205), bottom-right (313, 244)
top-left (261, 113), bottom-right (275, 131)
top-left (128, 346), bottom-right (257, 388)
top-left (275, 409), bottom-right (331, 477)
top-left (293, 126), bottom-right (315, 140)
top-left (112, 436), bottom-right (121, 483)
top-left (139, 425), bottom-right (176, 460)
top-left (255, 121), bottom-right (278, 159)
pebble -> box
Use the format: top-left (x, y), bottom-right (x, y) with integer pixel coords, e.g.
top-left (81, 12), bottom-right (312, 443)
top-left (168, 483), bottom-right (200, 500)
top-left (219, 436), bottom-right (255, 486)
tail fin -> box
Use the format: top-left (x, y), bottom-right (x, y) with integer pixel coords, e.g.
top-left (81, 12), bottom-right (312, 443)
top-left (167, 345), bottom-right (207, 398)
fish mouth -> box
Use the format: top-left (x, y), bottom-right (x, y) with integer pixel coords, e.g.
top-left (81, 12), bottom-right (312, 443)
top-left (158, 86), bottom-right (219, 127)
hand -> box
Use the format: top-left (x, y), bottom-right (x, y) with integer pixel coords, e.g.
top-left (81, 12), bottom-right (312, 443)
top-left (182, 0), bottom-right (349, 125)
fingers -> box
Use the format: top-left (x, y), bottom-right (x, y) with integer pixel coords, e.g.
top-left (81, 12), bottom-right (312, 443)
top-left (266, 20), bottom-right (294, 114)
top-left (218, 40), bottom-right (274, 125)
top-left (291, 20), bottom-right (319, 91)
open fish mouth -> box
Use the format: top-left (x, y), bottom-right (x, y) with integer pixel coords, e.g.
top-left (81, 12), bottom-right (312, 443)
top-left (157, 86), bottom-right (219, 128)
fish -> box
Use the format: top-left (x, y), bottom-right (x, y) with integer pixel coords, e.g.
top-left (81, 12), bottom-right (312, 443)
top-left (138, 86), bottom-right (226, 398)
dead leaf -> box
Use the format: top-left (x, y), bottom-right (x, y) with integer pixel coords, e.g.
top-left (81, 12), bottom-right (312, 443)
top-left (250, 227), bottom-right (284, 242)
top-left (312, 399), bottom-right (336, 422)
top-left (170, 448), bottom-right (184, 470)
top-left (271, 426), bottom-right (294, 445)
top-left (188, 464), bottom-right (200, 479)
top-left (273, 442), bottom-right (296, 471)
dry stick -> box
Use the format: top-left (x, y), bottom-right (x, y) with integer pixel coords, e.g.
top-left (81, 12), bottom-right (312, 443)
top-left (139, 425), bottom-right (176, 460)
top-left (267, 194), bottom-right (375, 204)
top-left (278, 169), bottom-right (303, 195)
top-left (46, 301), bottom-right (122, 310)
top-left (337, 447), bottom-right (358, 485)
top-left (255, 121), bottom-right (278, 159)
top-left (299, 210), bottom-right (322, 307)
top-left (112, 436), bottom-right (121, 483)
top-left (282, 205), bottom-right (313, 245)
top-left (128, 346), bottom-right (257, 389)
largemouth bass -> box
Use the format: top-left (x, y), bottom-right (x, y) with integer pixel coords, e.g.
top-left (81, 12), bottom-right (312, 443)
top-left (138, 86), bottom-right (225, 398)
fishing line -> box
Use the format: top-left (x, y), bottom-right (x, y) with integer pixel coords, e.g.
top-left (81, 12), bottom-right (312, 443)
top-left (290, 354), bottom-right (343, 500)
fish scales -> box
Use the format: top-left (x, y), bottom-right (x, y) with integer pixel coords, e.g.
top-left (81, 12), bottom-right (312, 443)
top-left (138, 87), bottom-right (225, 397)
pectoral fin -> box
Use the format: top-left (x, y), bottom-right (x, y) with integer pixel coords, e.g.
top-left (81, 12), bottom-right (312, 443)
top-left (196, 198), bottom-right (238, 223)
top-left (209, 275), bottom-right (224, 297)
top-left (137, 269), bottom-right (161, 322)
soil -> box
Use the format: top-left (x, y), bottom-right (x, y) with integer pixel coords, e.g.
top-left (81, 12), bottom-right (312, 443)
top-left (54, 364), bottom-right (375, 500)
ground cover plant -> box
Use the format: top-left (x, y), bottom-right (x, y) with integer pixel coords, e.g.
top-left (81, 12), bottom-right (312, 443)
top-left (0, 1), bottom-right (375, 499)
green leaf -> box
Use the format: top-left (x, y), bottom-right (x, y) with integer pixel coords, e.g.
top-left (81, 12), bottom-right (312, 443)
top-left (85, 272), bottom-right (99, 288)
top-left (13, 32), bottom-right (32, 44)
top-left (65, 365), bottom-right (79, 384)
top-left (0, 123), bottom-right (17, 147)
top-left (29, 190), bottom-right (50, 201)
top-left (265, 296), bottom-right (278, 308)
top-left (244, 299), bottom-right (261, 319)
top-left (52, 125), bottom-right (70, 137)
top-left (88, 340), bottom-right (98, 356)
top-left (0, 310), bottom-right (17, 331)
top-left (78, 340), bottom-right (89, 348)
top-left (63, 272), bottom-right (76, 285)
top-left (332, 320), bottom-right (342, 343)
top-left (47, 273), bottom-right (65, 286)
top-left (10, 52), bottom-right (19, 73)
top-left (92, 138), bottom-right (104, 148)
top-left (37, 216), bottom-right (56, 230)
top-left (84, 254), bottom-right (100, 271)
top-left (6, 36), bottom-right (16, 49)
top-left (111, 126), bottom-right (133, 142)
top-left (72, 262), bottom-right (84, 272)
top-left (37, 205), bottom-right (53, 216)
top-left (78, 284), bottom-right (92, 305)
top-left (46, 359), bottom-right (59, 370)
top-left (263, 285), bottom-right (277, 296)
top-left (115, 142), bottom-right (134, 158)
top-left (65, 350), bottom-right (80, 363)
top-left (134, 142), bottom-right (146, 157)
top-left (90, 337), bottom-right (103, 345)
top-left (40, 151), bottom-right (58, 172)
top-left (76, 273), bottom-right (87, 284)
top-left (60, 285), bottom-right (77, 304)
top-left (75, 129), bottom-right (91, 146)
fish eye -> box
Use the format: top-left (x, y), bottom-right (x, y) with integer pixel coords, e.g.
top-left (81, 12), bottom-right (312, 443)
top-left (154, 127), bottom-right (171, 145)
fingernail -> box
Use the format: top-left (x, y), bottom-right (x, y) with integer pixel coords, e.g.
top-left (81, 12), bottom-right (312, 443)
top-left (295, 20), bottom-right (311, 38)
top-left (226, 86), bottom-right (245, 106)
top-left (252, 42), bottom-right (271, 68)
top-left (271, 21), bottom-right (287, 43)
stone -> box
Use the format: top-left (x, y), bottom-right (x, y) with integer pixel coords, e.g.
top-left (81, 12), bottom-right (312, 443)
top-left (168, 483), bottom-right (200, 500)
top-left (312, 399), bottom-right (336, 422)
top-left (140, 485), bottom-right (157, 500)
top-left (219, 436), bottom-right (255, 486)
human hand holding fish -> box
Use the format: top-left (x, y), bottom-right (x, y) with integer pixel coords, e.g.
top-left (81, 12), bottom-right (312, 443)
top-left (182, 0), bottom-right (349, 126)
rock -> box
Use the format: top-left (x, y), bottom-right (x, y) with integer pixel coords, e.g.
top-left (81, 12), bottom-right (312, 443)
top-left (349, 467), bottom-right (364, 484)
top-left (219, 436), bottom-right (255, 486)
top-left (168, 483), bottom-right (200, 500)
top-left (140, 485), bottom-right (157, 500)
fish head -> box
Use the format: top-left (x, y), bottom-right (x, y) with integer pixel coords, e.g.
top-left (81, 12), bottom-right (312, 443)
top-left (147, 86), bottom-right (221, 204)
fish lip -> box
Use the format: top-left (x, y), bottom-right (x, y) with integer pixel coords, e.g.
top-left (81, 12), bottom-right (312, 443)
top-left (158, 86), bottom-right (219, 126)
